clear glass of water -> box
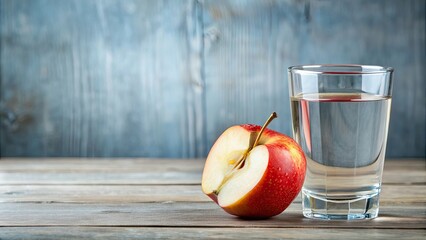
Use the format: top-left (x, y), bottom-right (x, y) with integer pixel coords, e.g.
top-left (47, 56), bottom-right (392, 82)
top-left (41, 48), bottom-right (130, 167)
top-left (288, 65), bottom-right (393, 220)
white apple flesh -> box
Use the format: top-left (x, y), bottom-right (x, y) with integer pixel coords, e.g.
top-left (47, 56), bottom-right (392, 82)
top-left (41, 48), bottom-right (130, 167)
top-left (202, 116), bottom-right (306, 218)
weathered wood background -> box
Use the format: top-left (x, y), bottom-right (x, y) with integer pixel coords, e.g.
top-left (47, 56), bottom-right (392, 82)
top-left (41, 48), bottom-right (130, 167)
top-left (0, 0), bottom-right (425, 158)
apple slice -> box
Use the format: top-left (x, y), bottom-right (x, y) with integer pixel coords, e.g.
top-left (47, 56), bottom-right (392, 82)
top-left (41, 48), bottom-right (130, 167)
top-left (202, 113), bottom-right (306, 218)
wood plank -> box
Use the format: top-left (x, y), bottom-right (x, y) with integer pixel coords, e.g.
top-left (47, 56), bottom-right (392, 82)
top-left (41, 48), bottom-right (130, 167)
top-left (0, 158), bottom-right (205, 172)
top-left (1, 1), bottom-right (425, 159)
top-left (0, 172), bottom-right (202, 185)
top-left (202, 0), bottom-right (295, 151)
top-left (0, 159), bottom-right (424, 185)
top-left (0, 185), bottom-right (424, 204)
top-left (0, 159), bottom-right (204, 185)
top-left (0, 159), bottom-right (424, 237)
top-left (383, 159), bottom-right (426, 170)
top-left (0, 202), bottom-right (424, 228)
top-left (0, 185), bottom-right (210, 203)
top-left (202, 0), bottom-right (426, 158)
top-left (382, 158), bottom-right (426, 185)
top-left (0, 227), bottom-right (424, 240)
top-left (0, 0), bottom-right (203, 158)
top-left (1, 158), bottom-right (422, 172)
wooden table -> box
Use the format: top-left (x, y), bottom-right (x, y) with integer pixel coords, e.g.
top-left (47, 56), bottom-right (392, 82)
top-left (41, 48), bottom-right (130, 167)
top-left (0, 158), bottom-right (425, 239)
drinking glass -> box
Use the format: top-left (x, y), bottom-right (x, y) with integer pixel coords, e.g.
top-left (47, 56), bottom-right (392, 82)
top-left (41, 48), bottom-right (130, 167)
top-left (288, 65), bottom-right (393, 220)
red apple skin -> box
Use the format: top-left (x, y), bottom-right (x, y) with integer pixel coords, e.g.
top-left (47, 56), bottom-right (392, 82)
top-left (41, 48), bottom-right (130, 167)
top-left (221, 124), bottom-right (306, 218)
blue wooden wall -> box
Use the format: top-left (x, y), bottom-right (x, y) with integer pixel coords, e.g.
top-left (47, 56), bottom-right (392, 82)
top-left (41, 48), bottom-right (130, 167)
top-left (1, 0), bottom-right (425, 158)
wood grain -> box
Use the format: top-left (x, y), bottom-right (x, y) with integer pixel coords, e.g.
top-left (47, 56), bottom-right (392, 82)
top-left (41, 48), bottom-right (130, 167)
top-left (0, 185), bottom-right (424, 204)
top-left (0, 185), bottom-right (210, 203)
top-left (0, 202), bottom-right (424, 228)
top-left (1, 227), bottom-right (424, 240)
top-left (0, 158), bottom-right (424, 239)
top-left (0, 0), bottom-right (203, 158)
top-left (202, 0), bottom-right (426, 158)
top-left (1, 0), bottom-right (425, 158)
top-left (0, 158), bottom-right (205, 172)
top-left (0, 159), bottom-right (424, 185)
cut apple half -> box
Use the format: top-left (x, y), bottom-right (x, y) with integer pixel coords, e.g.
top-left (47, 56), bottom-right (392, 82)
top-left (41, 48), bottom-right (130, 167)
top-left (201, 126), bottom-right (253, 199)
top-left (201, 112), bottom-right (306, 218)
top-left (217, 145), bottom-right (268, 207)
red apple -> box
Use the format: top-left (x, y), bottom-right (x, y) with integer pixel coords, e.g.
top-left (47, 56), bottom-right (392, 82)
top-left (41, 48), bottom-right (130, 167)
top-left (201, 112), bottom-right (306, 218)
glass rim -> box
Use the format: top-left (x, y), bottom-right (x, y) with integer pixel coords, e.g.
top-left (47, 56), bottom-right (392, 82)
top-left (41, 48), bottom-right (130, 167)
top-left (288, 64), bottom-right (394, 75)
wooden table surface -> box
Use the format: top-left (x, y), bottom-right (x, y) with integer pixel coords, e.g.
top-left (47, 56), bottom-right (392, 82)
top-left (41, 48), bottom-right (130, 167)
top-left (0, 158), bottom-right (425, 239)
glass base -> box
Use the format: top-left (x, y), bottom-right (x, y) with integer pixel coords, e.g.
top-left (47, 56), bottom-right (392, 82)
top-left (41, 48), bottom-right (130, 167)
top-left (302, 189), bottom-right (380, 220)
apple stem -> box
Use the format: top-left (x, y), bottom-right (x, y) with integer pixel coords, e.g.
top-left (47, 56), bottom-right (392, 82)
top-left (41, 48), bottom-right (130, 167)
top-left (250, 112), bottom-right (278, 152)
top-left (213, 112), bottom-right (278, 195)
top-left (232, 112), bottom-right (277, 171)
